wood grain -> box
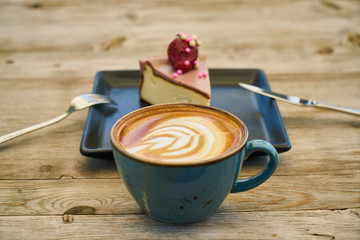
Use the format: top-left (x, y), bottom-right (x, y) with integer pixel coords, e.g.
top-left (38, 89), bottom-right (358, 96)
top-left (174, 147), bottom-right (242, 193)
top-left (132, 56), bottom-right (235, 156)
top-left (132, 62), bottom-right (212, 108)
top-left (0, 175), bottom-right (359, 216)
top-left (0, 210), bottom-right (359, 240)
top-left (1, 0), bottom-right (360, 79)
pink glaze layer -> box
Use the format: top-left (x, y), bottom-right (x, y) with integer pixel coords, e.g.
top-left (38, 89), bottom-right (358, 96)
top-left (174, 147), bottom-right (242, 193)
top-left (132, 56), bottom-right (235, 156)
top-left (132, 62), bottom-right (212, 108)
top-left (139, 55), bottom-right (210, 98)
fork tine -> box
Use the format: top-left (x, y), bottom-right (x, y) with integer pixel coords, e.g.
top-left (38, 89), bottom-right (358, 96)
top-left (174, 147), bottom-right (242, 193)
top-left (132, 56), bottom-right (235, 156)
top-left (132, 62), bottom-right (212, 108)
top-left (94, 95), bottom-right (116, 104)
top-left (80, 94), bottom-right (107, 100)
top-left (81, 94), bottom-right (115, 104)
top-left (80, 94), bottom-right (107, 99)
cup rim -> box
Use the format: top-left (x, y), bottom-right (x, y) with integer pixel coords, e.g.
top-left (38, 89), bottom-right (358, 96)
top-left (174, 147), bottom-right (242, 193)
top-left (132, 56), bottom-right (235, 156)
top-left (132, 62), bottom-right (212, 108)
top-left (110, 103), bottom-right (249, 167)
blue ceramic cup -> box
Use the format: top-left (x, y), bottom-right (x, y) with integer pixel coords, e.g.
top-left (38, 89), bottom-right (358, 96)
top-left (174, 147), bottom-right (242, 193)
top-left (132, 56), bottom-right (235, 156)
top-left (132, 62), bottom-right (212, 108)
top-left (110, 103), bottom-right (278, 224)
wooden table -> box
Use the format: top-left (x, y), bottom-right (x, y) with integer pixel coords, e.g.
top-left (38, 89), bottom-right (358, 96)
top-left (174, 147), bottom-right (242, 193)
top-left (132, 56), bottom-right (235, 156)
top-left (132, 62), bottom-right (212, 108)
top-left (1, 0), bottom-right (359, 239)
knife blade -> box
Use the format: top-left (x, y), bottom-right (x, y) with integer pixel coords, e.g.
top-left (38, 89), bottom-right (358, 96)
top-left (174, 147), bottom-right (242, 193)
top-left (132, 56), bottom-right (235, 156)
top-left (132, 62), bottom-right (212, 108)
top-left (238, 83), bottom-right (360, 116)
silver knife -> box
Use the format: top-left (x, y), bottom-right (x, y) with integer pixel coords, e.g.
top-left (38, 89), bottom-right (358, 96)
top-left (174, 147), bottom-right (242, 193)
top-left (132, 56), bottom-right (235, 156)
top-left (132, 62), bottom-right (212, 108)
top-left (238, 83), bottom-right (360, 116)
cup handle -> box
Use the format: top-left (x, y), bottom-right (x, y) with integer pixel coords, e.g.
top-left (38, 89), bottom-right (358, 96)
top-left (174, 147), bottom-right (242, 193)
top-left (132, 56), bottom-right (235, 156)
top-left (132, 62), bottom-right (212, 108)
top-left (231, 140), bottom-right (279, 193)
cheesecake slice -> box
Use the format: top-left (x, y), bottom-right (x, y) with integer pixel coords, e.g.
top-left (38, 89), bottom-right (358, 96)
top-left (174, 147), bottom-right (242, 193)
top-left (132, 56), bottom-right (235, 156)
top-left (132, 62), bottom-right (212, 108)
top-left (138, 33), bottom-right (211, 106)
top-left (139, 55), bottom-right (211, 106)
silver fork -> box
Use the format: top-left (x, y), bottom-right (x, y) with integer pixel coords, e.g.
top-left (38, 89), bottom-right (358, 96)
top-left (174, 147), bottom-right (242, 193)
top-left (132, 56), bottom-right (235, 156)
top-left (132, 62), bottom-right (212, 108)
top-left (0, 94), bottom-right (115, 144)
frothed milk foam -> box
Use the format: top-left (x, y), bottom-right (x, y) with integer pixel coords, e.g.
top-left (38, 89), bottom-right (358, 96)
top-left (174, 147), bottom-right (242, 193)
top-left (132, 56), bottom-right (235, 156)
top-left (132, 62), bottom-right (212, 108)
top-left (115, 105), bottom-right (244, 164)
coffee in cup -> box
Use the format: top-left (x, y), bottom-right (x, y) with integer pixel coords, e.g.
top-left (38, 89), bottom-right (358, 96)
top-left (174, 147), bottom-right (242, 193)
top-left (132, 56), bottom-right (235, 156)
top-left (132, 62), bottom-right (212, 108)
top-left (115, 105), bottom-right (244, 165)
top-left (111, 103), bottom-right (278, 224)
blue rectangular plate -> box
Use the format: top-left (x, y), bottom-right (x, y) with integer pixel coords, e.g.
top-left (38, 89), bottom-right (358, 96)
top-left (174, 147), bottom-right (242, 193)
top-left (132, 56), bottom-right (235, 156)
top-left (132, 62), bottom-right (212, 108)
top-left (80, 69), bottom-right (291, 158)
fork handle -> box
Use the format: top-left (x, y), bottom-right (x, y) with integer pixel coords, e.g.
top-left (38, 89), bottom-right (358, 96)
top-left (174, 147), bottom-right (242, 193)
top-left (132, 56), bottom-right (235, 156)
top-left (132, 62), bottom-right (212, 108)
top-left (315, 102), bottom-right (360, 116)
top-left (0, 111), bottom-right (72, 144)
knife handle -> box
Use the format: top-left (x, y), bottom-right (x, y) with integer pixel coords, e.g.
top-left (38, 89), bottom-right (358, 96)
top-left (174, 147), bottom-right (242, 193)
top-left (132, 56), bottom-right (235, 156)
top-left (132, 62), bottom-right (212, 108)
top-left (315, 102), bottom-right (360, 116)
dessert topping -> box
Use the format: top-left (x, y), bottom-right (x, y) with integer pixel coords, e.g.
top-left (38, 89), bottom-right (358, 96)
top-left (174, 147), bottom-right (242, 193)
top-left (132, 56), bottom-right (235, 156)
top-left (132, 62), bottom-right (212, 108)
top-left (167, 33), bottom-right (201, 74)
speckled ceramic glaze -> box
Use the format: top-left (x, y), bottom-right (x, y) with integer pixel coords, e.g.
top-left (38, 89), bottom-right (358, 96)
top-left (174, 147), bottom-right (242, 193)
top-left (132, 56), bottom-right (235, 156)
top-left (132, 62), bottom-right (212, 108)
top-left (111, 104), bottom-right (279, 224)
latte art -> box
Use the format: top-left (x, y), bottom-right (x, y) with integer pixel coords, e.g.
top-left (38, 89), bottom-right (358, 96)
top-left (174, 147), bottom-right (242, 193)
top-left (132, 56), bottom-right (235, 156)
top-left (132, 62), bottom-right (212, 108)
top-left (118, 111), bottom-right (243, 163)
top-left (126, 117), bottom-right (224, 161)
